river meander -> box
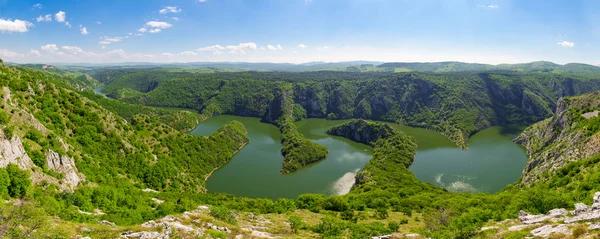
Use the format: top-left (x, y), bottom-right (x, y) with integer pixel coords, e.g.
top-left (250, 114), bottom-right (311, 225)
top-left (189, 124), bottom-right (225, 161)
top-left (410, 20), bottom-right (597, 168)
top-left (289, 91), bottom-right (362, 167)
top-left (191, 116), bottom-right (528, 199)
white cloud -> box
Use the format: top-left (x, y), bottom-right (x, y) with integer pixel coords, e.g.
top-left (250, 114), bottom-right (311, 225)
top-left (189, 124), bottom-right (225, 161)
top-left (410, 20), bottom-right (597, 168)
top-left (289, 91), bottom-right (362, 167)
top-left (65, 21), bottom-right (71, 28)
top-left (41, 44), bottom-right (59, 53)
top-left (55, 11), bottom-right (66, 22)
top-left (138, 27), bottom-right (147, 33)
top-left (198, 0), bottom-right (207, 2)
top-left (305, 0), bottom-right (312, 3)
top-left (134, 33), bottom-right (142, 36)
top-left (28, 49), bottom-right (41, 57)
top-left (178, 51), bottom-right (198, 56)
top-left (0, 49), bottom-right (24, 58)
top-left (145, 21), bottom-right (172, 29)
top-left (161, 53), bottom-right (174, 57)
top-left (159, 6), bottom-right (181, 14)
top-left (61, 46), bottom-right (84, 55)
top-left (97, 21), bottom-right (102, 25)
top-left (267, 44), bottom-right (283, 51)
top-left (226, 42), bottom-right (257, 54)
top-left (172, 17), bottom-right (180, 21)
top-left (478, 4), bottom-right (499, 8)
top-left (99, 36), bottom-right (124, 45)
top-left (80, 25), bottom-right (88, 35)
top-left (297, 44), bottom-right (307, 48)
top-left (197, 45), bottom-right (225, 54)
top-left (149, 28), bottom-right (162, 33)
top-left (317, 46), bottom-right (329, 50)
top-left (33, 3), bottom-right (43, 9)
top-left (36, 14), bottom-right (52, 22)
top-left (0, 19), bottom-right (34, 33)
top-left (557, 41), bottom-right (574, 48)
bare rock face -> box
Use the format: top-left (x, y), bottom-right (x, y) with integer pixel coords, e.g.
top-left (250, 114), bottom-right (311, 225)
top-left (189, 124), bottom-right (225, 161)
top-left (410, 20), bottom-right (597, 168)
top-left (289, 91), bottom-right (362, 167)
top-left (0, 133), bottom-right (35, 170)
top-left (45, 149), bottom-right (84, 188)
top-left (531, 224), bottom-right (571, 238)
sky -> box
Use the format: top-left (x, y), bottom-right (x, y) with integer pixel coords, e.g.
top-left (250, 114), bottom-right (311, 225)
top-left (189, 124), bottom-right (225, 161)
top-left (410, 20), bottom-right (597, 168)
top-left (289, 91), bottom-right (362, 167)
top-left (0, 0), bottom-right (598, 65)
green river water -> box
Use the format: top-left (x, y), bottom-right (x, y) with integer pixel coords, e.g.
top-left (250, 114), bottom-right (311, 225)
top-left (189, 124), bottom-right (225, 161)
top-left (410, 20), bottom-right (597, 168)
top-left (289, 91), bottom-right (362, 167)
top-left (190, 116), bottom-right (528, 199)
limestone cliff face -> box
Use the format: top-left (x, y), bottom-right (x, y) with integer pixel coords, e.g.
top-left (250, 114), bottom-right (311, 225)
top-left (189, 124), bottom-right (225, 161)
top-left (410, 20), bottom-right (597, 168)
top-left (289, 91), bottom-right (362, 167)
top-left (46, 149), bottom-right (85, 189)
top-left (515, 92), bottom-right (600, 185)
top-left (0, 132), bottom-right (35, 170)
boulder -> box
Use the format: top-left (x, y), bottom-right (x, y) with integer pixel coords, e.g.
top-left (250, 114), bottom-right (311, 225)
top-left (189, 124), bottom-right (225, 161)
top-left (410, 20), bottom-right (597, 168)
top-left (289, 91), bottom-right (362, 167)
top-left (546, 208), bottom-right (568, 217)
top-left (571, 203), bottom-right (590, 216)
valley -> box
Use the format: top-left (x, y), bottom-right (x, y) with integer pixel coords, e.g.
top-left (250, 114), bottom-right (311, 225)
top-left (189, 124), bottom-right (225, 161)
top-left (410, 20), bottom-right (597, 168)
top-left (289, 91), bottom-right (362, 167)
top-left (1, 61), bottom-right (600, 238)
top-left (192, 116), bottom-right (527, 198)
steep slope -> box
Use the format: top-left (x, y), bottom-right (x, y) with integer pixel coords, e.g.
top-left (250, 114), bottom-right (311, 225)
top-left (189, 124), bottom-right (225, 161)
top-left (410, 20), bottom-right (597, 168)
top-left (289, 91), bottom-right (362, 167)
top-left (515, 92), bottom-right (600, 184)
top-left (0, 63), bottom-right (250, 224)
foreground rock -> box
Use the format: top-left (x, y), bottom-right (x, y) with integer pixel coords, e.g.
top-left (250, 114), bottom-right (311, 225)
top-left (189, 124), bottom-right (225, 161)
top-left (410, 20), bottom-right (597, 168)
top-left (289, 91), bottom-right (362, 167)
top-left (497, 191), bottom-right (600, 238)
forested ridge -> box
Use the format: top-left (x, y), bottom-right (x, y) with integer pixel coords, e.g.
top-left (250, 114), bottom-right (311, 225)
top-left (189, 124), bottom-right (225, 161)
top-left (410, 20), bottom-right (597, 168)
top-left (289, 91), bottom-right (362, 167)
top-left (95, 68), bottom-right (600, 149)
top-left (3, 61), bottom-right (600, 238)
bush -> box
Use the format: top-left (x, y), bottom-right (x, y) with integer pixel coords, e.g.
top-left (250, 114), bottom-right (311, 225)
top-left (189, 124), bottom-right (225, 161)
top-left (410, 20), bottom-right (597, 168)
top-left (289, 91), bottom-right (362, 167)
top-left (210, 206), bottom-right (236, 224)
top-left (314, 216), bottom-right (345, 238)
top-left (0, 111), bottom-right (9, 125)
top-left (4, 126), bottom-right (14, 139)
top-left (6, 164), bottom-right (31, 198)
top-left (288, 215), bottom-right (304, 233)
top-left (388, 221), bottom-right (400, 232)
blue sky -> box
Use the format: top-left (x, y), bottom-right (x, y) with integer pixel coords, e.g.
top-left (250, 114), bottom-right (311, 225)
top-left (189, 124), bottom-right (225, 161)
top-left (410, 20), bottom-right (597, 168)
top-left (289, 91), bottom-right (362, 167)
top-left (0, 0), bottom-right (597, 64)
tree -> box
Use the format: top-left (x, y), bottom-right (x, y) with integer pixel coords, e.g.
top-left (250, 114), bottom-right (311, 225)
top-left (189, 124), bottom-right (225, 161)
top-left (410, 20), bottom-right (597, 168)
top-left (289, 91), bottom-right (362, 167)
top-left (0, 168), bottom-right (10, 197)
top-left (288, 215), bottom-right (303, 234)
top-left (6, 164), bottom-right (31, 198)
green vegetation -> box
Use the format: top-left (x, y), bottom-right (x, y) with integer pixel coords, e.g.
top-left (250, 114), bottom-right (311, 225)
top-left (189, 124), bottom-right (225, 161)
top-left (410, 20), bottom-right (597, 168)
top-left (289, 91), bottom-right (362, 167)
top-left (271, 87), bottom-right (329, 174)
top-left (93, 68), bottom-right (600, 149)
top-left (2, 62), bottom-right (600, 238)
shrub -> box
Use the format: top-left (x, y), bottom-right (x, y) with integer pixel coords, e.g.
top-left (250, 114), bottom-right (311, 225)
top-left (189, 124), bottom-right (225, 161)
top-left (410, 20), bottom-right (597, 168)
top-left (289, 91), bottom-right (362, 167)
top-left (210, 206), bottom-right (236, 224)
top-left (6, 164), bottom-right (31, 198)
top-left (388, 221), bottom-right (400, 232)
top-left (288, 215), bottom-right (304, 233)
top-left (0, 111), bottom-right (9, 125)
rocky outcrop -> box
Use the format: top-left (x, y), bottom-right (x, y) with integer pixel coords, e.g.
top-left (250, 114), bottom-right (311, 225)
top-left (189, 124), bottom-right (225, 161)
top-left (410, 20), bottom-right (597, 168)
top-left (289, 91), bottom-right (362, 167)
top-left (45, 149), bottom-right (85, 189)
top-left (515, 93), bottom-right (600, 184)
top-left (497, 191), bottom-right (600, 238)
top-left (0, 132), bottom-right (34, 170)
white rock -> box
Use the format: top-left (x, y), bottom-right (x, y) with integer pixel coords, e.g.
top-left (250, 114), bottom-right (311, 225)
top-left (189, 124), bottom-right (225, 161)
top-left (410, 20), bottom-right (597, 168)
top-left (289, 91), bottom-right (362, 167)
top-left (589, 223), bottom-right (600, 231)
top-left (197, 205), bottom-right (210, 211)
top-left (594, 192), bottom-right (600, 204)
top-left (151, 198), bottom-right (164, 204)
top-left (45, 149), bottom-right (84, 188)
top-left (142, 188), bottom-right (159, 193)
top-left (100, 220), bottom-right (115, 226)
top-left (0, 134), bottom-right (34, 170)
top-left (547, 208), bottom-right (568, 217)
top-left (572, 203), bottom-right (590, 216)
top-left (250, 231), bottom-right (274, 238)
top-left (531, 224), bottom-right (570, 237)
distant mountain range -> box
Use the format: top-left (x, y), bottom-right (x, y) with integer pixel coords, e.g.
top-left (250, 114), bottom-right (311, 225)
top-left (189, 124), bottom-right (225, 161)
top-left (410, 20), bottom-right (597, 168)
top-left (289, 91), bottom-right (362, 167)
top-left (7, 60), bottom-right (600, 74)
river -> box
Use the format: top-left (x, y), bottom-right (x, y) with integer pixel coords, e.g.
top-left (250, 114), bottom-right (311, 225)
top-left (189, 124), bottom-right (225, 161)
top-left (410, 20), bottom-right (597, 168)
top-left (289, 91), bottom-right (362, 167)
top-left (191, 116), bottom-right (528, 199)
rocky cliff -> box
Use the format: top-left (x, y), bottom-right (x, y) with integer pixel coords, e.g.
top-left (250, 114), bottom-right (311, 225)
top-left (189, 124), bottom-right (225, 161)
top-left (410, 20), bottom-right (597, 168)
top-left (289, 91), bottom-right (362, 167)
top-left (45, 149), bottom-right (85, 189)
top-left (515, 92), bottom-right (600, 184)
